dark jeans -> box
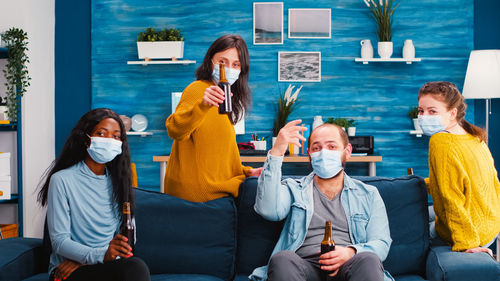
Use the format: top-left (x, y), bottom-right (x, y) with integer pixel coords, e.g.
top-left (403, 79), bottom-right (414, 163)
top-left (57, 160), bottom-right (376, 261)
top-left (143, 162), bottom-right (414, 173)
top-left (49, 257), bottom-right (150, 281)
top-left (267, 250), bottom-right (384, 281)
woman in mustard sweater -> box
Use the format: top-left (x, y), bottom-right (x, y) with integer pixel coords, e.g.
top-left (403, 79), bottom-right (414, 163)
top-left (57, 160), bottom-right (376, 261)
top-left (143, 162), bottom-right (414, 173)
top-left (165, 34), bottom-right (262, 202)
top-left (417, 81), bottom-right (500, 255)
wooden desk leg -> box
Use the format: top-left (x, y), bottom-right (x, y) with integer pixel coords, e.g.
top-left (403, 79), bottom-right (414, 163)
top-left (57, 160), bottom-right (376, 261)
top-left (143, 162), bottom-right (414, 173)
top-left (368, 162), bottom-right (376, 177)
top-left (160, 161), bottom-right (166, 193)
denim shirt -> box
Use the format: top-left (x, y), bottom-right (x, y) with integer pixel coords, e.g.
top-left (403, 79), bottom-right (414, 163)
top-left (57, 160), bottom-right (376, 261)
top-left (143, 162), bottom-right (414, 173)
top-left (250, 153), bottom-right (393, 281)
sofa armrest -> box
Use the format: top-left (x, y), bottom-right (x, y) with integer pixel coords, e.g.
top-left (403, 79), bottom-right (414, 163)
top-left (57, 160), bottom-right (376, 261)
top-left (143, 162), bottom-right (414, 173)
top-left (0, 237), bottom-right (48, 281)
top-left (426, 246), bottom-right (500, 281)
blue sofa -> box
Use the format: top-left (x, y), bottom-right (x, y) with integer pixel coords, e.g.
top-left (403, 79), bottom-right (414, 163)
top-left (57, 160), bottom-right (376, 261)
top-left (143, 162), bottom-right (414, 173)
top-left (1, 175), bottom-right (499, 281)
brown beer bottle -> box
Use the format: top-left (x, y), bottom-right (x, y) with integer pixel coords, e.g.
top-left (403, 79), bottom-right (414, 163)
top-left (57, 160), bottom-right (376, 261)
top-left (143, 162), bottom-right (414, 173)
top-left (217, 63), bottom-right (232, 114)
top-left (321, 221), bottom-right (335, 254)
top-left (120, 202), bottom-right (135, 253)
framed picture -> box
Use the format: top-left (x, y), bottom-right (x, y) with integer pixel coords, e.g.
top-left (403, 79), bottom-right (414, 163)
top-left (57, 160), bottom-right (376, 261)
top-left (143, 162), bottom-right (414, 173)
top-left (288, 9), bottom-right (331, 39)
top-left (278, 52), bottom-right (321, 82)
top-left (171, 92), bottom-right (182, 113)
top-left (253, 2), bottom-right (283, 45)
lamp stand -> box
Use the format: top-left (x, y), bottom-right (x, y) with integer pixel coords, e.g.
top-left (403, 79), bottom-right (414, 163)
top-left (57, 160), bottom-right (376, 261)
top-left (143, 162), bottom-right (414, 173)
top-left (485, 98), bottom-right (491, 145)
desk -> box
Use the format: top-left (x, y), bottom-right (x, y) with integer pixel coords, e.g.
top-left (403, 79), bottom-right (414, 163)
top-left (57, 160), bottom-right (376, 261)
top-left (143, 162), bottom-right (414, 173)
top-left (153, 155), bottom-right (382, 193)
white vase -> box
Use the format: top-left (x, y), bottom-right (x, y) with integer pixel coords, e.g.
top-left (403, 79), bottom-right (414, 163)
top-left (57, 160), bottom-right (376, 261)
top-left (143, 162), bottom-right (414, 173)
top-left (360, 39), bottom-right (374, 59)
top-left (378, 41), bottom-right (393, 59)
top-left (403, 40), bottom-right (415, 59)
top-left (347, 127), bottom-right (356, 137)
top-left (412, 118), bottom-right (422, 131)
top-left (312, 116), bottom-right (324, 130)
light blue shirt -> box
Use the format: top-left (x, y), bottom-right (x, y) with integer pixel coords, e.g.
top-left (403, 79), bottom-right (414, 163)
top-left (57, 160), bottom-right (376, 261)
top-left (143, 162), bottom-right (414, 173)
top-left (250, 153), bottom-right (393, 281)
top-left (47, 161), bottom-right (120, 274)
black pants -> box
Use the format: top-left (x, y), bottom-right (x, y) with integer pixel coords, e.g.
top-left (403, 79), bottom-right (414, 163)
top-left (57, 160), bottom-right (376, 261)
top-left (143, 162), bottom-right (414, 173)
top-left (267, 250), bottom-right (384, 281)
top-left (49, 257), bottom-right (150, 281)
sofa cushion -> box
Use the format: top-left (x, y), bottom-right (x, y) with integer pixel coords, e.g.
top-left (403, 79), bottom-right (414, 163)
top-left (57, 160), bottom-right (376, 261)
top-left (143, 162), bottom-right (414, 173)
top-left (235, 177), bottom-right (284, 275)
top-left (134, 189), bottom-right (237, 281)
top-left (21, 273), bottom-right (49, 281)
top-left (0, 238), bottom-right (46, 281)
top-left (426, 245), bottom-right (500, 281)
top-left (354, 176), bottom-right (429, 277)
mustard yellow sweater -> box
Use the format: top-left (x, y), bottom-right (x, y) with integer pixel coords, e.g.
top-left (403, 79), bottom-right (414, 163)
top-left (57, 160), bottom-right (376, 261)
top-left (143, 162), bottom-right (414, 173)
top-left (428, 133), bottom-right (500, 251)
top-left (165, 80), bottom-right (252, 202)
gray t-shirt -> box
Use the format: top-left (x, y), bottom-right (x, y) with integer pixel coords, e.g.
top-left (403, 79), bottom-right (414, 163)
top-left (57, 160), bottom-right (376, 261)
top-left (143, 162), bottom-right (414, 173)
top-left (295, 180), bottom-right (351, 258)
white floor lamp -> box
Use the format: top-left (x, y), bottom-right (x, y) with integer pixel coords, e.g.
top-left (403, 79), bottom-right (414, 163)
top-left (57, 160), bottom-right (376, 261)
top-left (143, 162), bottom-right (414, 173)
top-left (462, 50), bottom-right (500, 260)
top-left (462, 50), bottom-right (500, 145)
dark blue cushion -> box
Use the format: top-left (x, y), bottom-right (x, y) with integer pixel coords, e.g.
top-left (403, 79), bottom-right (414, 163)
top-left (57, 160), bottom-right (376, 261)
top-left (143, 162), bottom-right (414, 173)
top-left (426, 246), bottom-right (500, 281)
top-left (150, 274), bottom-right (225, 281)
top-left (0, 238), bottom-right (46, 281)
top-left (354, 176), bottom-right (429, 277)
top-left (134, 189), bottom-right (237, 281)
top-left (21, 273), bottom-right (49, 281)
top-left (235, 177), bottom-right (284, 275)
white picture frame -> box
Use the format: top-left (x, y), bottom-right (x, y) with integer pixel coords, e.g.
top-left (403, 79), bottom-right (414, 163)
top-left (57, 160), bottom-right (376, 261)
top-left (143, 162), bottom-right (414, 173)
top-left (253, 2), bottom-right (284, 45)
top-left (171, 92), bottom-right (183, 113)
top-left (278, 52), bottom-right (321, 82)
top-left (288, 8), bottom-right (331, 39)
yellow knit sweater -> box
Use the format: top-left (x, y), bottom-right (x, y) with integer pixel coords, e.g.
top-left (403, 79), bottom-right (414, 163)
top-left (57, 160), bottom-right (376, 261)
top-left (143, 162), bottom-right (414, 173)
top-left (165, 80), bottom-right (252, 202)
top-left (428, 133), bottom-right (500, 251)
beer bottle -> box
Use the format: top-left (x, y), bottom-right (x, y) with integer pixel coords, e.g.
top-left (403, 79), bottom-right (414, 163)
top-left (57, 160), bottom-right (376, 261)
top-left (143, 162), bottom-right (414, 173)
top-left (321, 221), bottom-right (335, 254)
top-left (218, 63), bottom-right (232, 114)
top-left (120, 202), bottom-right (135, 253)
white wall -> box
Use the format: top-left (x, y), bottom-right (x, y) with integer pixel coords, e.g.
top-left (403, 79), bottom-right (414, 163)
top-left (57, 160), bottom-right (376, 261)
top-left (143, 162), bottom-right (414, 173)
top-left (0, 0), bottom-right (55, 238)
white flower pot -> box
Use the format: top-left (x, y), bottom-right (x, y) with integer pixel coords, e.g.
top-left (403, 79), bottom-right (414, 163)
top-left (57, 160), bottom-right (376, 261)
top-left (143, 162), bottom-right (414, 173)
top-left (378, 41), bottom-right (393, 59)
top-left (413, 118), bottom-right (422, 131)
top-left (403, 39), bottom-right (415, 59)
top-left (137, 41), bottom-right (184, 59)
top-left (347, 127), bottom-right (356, 137)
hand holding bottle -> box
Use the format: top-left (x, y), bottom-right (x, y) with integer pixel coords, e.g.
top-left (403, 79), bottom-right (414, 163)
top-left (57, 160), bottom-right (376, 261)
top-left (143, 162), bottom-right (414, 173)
top-left (104, 234), bottom-right (133, 261)
top-left (269, 120), bottom-right (307, 157)
top-left (202, 86), bottom-right (226, 108)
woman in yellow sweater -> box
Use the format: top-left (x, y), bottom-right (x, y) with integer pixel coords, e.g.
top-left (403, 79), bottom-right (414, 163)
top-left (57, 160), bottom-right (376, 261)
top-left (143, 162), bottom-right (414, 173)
top-left (165, 34), bottom-right (262, 202)
top-left (417, 81), bottom-right (500, 255)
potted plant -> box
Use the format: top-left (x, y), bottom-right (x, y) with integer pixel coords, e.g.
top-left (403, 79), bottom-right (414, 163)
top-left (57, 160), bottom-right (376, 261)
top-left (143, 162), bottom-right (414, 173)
top-left (325, 117), bottom-right (349, 131)
top-left (1, 28), bottom-right (30, 122)
top-left (409, 106), bottom-right (421, 131)
top-left (137, 27), bottom-right (184, 60)
top-left (347, 118), bottom-right (358, 136)
top-left (364, 0), bottom-right (400, 59)
top-left (272, 84), bottom-right (302, 145)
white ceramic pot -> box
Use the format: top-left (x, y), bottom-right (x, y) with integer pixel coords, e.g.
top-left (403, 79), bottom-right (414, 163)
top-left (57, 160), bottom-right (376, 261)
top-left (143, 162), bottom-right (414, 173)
top-left (137, 41), bottom-right (184, 59)
top-left (378, 41), bottom-right (393, 59)
top-left (251, 140), bottom-right (266, 151)
top-left (403, 40), bottom-right (415, 59)
top-left (413, 118), bottom-right (422, 131)
top-left (347, 127), bottom-right (356, 137)
top-left (360, 39), bottom-right (374, 59)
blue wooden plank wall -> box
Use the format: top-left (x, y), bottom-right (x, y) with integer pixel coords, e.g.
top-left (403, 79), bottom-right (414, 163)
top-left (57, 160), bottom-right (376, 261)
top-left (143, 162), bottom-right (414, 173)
top-left (92, 0), bottom-right (474, 191)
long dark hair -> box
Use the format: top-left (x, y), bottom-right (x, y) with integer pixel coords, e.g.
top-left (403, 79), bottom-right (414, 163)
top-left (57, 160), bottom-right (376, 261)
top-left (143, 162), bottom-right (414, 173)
top-left (418, 81), bottom-right (487, 142)
top-left (38, 108), bottom-right (134, 220)
top-left (195, 34), bottom-right (251, 124)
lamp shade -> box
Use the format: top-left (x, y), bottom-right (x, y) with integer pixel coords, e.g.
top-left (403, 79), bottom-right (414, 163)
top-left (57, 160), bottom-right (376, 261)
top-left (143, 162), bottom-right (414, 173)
top-left (462, 50), bottom-right (500, 99)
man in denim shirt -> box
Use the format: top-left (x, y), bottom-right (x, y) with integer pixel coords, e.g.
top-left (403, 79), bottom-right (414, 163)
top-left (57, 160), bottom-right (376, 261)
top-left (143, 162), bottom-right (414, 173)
top-left (250, 120), bottom-right (393, 281)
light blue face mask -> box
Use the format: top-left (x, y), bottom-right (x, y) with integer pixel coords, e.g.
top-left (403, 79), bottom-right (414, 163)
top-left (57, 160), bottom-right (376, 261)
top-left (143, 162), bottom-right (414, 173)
top-left (418, 115), bottom-right (446, 136)
top-left (310, 149), bottom-right (344, 179)
top-left (87, 137), bottom-right (123, 164)
top-left (212, 64), bottom-right (240, 86)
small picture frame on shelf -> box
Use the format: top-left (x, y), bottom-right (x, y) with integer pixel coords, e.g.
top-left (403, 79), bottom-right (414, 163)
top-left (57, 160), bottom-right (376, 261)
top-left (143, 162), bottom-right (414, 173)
top-left (288, 9), bottom-right (331, 39)
top-left (278, 51), bottom-right (321, 82)
top-left (253, 2), bottom-right (284, 45)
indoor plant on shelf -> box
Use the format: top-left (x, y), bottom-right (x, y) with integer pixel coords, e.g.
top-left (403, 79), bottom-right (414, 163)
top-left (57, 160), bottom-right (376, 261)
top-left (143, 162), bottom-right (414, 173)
top-left (272, 84), bottom-right (302, 145)
top-left (409, 106), bottom-right (421, 131)
top-left (325, 117), bottom-right (349, 131)
top-left (364, 0), bottom-right (400, 59)
top-left (137, 27), bottom-right (184, 60)
top-left (1, 28), bottom-right (30, 122)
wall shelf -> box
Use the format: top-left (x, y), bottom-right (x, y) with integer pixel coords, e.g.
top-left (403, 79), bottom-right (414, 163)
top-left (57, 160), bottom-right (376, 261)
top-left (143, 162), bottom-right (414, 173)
top-left (127, 60), bottom-right (196, 65)
top-left (0, 194), bottom-right (18, 204)
top-left (0, 123), bottom-right (17, 131)
top-left (126, 131), bottom-right (153, 137)
top-left (410, 130), bottom-right (423, 137)
top-left (355, 58), bottom-right (422, 64)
